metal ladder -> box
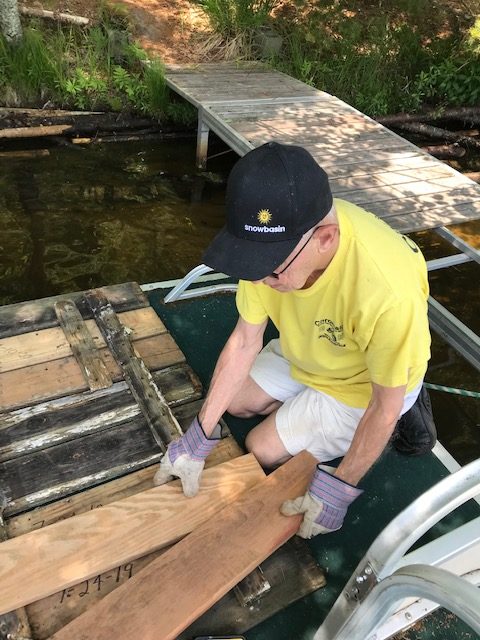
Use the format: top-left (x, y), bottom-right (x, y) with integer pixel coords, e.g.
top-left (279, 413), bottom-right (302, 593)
top-left (313, 458), bottom-right (480, 639)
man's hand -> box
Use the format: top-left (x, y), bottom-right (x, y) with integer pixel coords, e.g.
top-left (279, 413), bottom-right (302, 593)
top-left (281, 466), bottom-right (363, 538)
top-left (153, 416), bottom-right (221, 497)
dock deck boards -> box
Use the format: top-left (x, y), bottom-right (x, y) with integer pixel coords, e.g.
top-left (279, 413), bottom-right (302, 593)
top-left (165, 63), bottom-right (480, 233)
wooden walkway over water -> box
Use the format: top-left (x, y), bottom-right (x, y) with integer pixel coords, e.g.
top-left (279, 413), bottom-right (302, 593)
top-left (165, 63), bottom-right (480, 233)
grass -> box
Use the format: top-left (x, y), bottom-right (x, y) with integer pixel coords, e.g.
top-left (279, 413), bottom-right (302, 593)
top-left (0, 5), bottom-right (196, 124)
top-left (198, 0), bottom-right (480, 116)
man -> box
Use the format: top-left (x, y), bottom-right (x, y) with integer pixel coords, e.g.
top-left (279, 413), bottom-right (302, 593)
top-left (154, 141), bottom-right (436, 538)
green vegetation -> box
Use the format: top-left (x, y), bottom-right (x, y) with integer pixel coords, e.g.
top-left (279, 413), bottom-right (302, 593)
top-left (197, 0), bottom-right (276, 37)
top-left (199, 0), bottom-right (480, 116)
top-left (0, 5), bottom-right (195, 124)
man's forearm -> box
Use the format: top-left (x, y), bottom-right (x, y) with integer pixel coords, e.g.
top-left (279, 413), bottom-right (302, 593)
top-left (334, 405), bottom-right (399, 486)
top-left (198, 334), bottom-right (262, 435)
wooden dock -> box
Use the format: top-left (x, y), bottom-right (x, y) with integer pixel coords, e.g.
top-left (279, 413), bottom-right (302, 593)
top-left (165, 63), bottom-right (480, 233)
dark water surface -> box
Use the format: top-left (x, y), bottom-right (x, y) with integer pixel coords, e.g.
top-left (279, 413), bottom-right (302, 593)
top-left (0, 139), bottom-right (479, 464)
top-left (0, 138), bottom-right (235, 305)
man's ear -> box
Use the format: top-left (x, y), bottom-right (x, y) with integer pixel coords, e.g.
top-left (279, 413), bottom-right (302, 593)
top-left (314, 224), bottom-right (338, 252)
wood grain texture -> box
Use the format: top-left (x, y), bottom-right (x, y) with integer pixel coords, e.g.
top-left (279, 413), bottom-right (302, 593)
top-left (164, 62), bottom-right (480, 232)
top-left (0, 454), bottom-right (264, 614)
top-left (51, 451), bottom-right (317, 640)
top-left (0, 363), bottom-right (201, 463)
top-left (85, 289), bottom-right (182, 448)
top-left (0, 333), bottom-right (183, 411)
top-left (54, 300), bottom-right (112, 391)
top-left (2, 398), bottom-right (212, 516)
top-left (0, 307), bottom-right (165, 373)
top-left (0, 282), bottom-right (148, 339)
top-left (5, 433), bottom-right (243, 538)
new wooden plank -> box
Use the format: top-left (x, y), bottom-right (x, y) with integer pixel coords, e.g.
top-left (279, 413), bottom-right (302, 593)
top-left (180, 538), bottom-right (326, 639)
top-left (0, 332), bottom-right (183, 411)
top-left (50, 451), bottom-right (318, 640)
top-left (85, 289), bottom-right (182, 449)
top-left (0, 306), bottom-right (165, 374)
top-left (54, 300), bottom-right (112, 391)
top-left (5, 431), bottom-right (243, 537)
top-left (0, 455), bottom-right (264, 614)
top-left (0, 282), bottom-right (148, 339)
top-left (0, 505), bottom-right (32, 640)
top-left (0, 363), bottom-right (201, 462)
top-left (26, 548), bottom-right (166, 639)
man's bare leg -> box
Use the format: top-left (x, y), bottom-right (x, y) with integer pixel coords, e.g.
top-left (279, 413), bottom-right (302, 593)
top-left (245, 411), bottom-right (292, 468)
top-left (227, 375), bottom-right (282, 418)
top-left (227, 375), bottom-right (291, 468)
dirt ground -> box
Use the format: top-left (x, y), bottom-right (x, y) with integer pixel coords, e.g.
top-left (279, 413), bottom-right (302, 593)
top-left (39, 0), bottom-right (212, 63)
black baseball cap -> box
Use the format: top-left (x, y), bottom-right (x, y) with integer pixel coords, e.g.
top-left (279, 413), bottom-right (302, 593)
top-left (202, 141), bottom-right (333, 280)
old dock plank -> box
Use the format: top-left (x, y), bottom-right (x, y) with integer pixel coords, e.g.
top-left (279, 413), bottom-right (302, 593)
top-left (85, 289), bottom-right (182, 449)
top-left (0, 332), bottom-right (183, 411)
top-left (1, 398), bottom-right (212, 517)
top-left (0, 455), bottom-right (264, 614)
top-left (0, 282), bottom-right (148, 339)
top-left (0, 363), bottom-right (201, 462)
top-left (0, 306), bottom-right (165, 374)
top-left (54, 300), bottom-right (112, 391)
top-left (49, 451), bottom-right (317, 640)
top-left (6, 427), bottom-right (242, 538)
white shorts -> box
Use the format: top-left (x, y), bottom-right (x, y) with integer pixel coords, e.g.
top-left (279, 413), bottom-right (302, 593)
top-left (249, 339), bottom-right (422, 462)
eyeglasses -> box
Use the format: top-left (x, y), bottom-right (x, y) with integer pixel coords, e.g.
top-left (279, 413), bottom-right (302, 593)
top-left (269, 230), bottom-right (316, 280)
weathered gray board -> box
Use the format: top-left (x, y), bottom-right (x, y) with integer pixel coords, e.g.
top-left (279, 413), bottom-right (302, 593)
top-left (165, 63), bottom-right (480, 233)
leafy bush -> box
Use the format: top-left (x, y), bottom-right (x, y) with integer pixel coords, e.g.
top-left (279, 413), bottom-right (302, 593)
top-left (266, 2), bottom-right (479, 116)
top-left (0, 16), bottom-right (192, 123)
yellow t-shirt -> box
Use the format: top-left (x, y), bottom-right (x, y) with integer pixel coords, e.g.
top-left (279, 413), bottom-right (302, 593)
top-left (236, 199), bottom-right (431, 408)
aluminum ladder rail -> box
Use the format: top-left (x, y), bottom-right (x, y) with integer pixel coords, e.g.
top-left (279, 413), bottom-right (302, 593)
top-left (314, 458), bottom-right (480, 640)
top-left (163, 264), bottom-right (236, 303)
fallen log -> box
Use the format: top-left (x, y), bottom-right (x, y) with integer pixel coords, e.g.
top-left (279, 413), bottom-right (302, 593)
top-left (0, 125), bottom-right (72, 139)
top-left (396, 121), bottom-right (480, 149)
top-left (377, 106), bottom-right (480, 126)
top-left (0, 109), bottom-right (156, 131)
top-left (421, 143), bottom-right (466, 159)
top-left (19, 6), bottom-right (89, 26)
top-left (0, 149), bottom-right (49, 159)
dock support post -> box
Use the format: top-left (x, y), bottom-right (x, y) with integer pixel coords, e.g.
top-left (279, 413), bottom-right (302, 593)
top-left (196, 108), bottom-right (210, 170)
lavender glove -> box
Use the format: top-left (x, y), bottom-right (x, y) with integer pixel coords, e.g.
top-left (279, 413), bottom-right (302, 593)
top-left (281, 465), bottom-right (363, 538)
top-left (153, 416), bottom-right (221, 497)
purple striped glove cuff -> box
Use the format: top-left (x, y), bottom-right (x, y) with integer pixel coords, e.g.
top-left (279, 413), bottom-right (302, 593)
top-left (309, 466), bottom-right (363, 531)
top-left (169, 416), bottom-right (221, 463)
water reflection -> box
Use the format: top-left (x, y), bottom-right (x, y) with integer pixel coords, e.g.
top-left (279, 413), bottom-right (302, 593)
top-left (0, 139), bottom-right (234, 305)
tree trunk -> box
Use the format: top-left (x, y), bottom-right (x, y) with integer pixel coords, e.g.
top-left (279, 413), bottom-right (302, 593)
top-left (0, 0), bottom-right (23, 43)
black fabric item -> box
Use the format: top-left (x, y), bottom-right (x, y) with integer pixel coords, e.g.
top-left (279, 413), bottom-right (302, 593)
top-left (393, 385), bottom-right (437, 455)
top-left (202, 142), bottom-right (333, 280)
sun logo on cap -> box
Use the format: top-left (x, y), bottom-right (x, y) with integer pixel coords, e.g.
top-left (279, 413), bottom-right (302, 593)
top-left (257, 208), bottom-right (272, 225)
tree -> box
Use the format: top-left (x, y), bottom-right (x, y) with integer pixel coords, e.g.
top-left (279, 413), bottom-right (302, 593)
top-left (0, 0), bottom-right (23, 43)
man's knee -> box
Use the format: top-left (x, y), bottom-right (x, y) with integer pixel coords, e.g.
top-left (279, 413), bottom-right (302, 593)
top-left (245, 420), bottom-right (291, 469)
